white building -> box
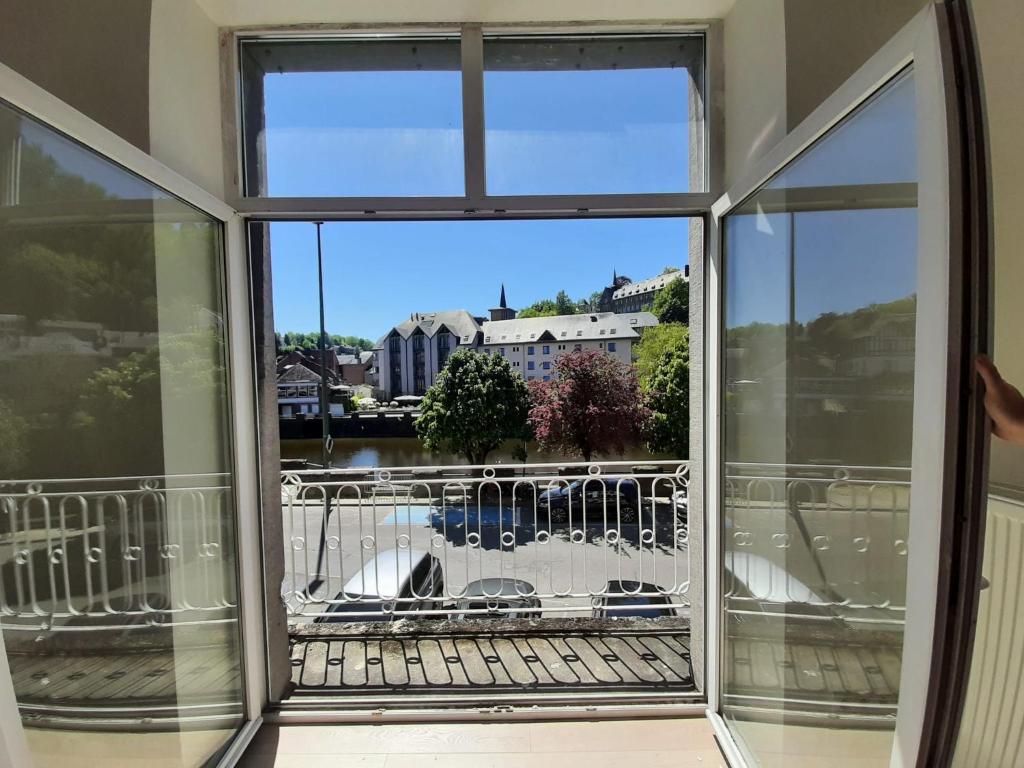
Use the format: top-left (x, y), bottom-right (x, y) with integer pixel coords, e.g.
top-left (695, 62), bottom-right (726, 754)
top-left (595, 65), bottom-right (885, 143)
top-left (375, 310), bottom-right (483, 399)
top-left (611, 268), bottom-right (688, 314)
top-left (374, 285), bottom-right (660, 396)
top-left (479, 311), bottom-right (658, 382)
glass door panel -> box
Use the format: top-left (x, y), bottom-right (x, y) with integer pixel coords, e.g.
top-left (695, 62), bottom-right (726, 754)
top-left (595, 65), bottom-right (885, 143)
top-left (720, 69), bottom-right (919, 765)
top-left (0, 98), bottom-right (246, 766)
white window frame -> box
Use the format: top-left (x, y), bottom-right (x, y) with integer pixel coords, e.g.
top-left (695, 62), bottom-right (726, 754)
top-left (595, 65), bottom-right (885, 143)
top-left (0, 60), bottom-right (265, 768)
top-left (704, 5), bottom-right (960, 767)
top-left (221, 21), bottom-right (723, 219)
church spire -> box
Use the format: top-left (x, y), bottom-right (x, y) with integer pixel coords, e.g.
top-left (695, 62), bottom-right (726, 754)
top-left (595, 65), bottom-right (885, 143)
top-left (613, 269), bottom-right (618, 284)
top-left (500, 283), bottom-right (507, 309)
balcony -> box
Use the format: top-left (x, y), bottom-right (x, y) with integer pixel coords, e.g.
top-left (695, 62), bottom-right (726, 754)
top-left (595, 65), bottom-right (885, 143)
top-left (279, 460), bottom-right (695, 705)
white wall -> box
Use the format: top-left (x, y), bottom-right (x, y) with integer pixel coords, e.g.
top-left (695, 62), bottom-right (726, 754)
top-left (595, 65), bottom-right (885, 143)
top-left (149, 0), bottom-right (225, 198)
top-left (722, 0), bottom-right (786, 189)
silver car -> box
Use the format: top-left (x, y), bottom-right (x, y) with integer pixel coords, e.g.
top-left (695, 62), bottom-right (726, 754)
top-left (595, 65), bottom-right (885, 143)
top-left (450, 578), bottom-right (541, 620)
top-left (317, 549), bottom-right (445, 623)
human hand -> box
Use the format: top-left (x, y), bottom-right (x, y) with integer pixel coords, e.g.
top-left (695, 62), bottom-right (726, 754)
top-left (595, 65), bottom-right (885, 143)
top-left (976, 355), bottom-right (1024, 446)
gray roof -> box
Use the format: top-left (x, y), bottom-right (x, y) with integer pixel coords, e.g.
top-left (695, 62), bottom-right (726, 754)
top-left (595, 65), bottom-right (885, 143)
top-left (480, 312), bottom-right (658, 344)
top-left (613, 269), bottom-right (687, 300)
top-left (276, 362), bottom-right (322, 383)
top-left (337, 351), bottom-right (374, 366)
top-left (379, 310), bottom-right (482, 346)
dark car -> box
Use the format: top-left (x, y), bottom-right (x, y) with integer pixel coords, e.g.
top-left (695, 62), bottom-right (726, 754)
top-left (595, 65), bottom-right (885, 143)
top-left (450, 578), bottom-right (542, 620)
top-left (317, 549), bottom-right (445, 623)
top-left (537, 477), bottom-right (643, 523)
top-left (592, 580), bottom-right (680, 619)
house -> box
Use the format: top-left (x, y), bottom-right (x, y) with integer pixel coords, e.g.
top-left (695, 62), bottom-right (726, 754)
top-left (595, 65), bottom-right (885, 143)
top-left (374, 289), bottom-right (659, 396)
top-left (611, 267), bottom-right (689, 314)
top-left (479, 311), bottom-right (659, 382)
top-left (276, 361), bottom-right (351, 419)
top-left (374, 309), bottom-right (483, 399)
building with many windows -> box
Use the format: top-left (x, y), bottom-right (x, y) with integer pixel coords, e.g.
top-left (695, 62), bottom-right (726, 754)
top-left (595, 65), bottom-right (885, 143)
top-left (374, 289), bottom-right (659, 396)
top-left (610, 267), bottom-right (689, 314)
top-left (374, 310), bottom-right (483, 399)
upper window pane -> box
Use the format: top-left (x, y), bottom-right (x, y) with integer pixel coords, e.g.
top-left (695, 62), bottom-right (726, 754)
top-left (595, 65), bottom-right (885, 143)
top-left (241, 39), bottom-right (464, 197)
top-left (483, 35), bottom-right (705, 195)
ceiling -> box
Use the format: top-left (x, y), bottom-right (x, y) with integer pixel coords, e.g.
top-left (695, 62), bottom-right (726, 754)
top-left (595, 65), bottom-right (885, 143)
top-left (194, 0), bottom-right (737, 28)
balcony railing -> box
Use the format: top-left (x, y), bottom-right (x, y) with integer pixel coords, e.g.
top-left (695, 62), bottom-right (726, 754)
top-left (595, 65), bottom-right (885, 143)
top-left (0, 474), bottom-right (237, 633)
top-left (281, 460), bottom-right (692, 623)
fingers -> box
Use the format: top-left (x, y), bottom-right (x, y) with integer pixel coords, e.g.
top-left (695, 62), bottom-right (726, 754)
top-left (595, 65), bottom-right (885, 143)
top-left (976, 354), bottom-right (1001, 390)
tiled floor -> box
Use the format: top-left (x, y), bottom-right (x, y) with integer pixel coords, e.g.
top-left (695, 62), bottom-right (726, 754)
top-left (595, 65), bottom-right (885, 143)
top-left (238, 717), bottom-right (727, 767)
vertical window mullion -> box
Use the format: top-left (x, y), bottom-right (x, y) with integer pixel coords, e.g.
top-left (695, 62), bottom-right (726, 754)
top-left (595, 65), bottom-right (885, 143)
top-left (460, 23), bottom-right (487, 206)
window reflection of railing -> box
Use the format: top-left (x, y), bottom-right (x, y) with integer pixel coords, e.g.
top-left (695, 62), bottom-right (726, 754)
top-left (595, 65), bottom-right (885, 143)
top-left (0, 474), bottom-right (237, 633)
top-left (724, 462), bottom-right (911, 628)
top-left (281, 461), bottom-right (691, 623)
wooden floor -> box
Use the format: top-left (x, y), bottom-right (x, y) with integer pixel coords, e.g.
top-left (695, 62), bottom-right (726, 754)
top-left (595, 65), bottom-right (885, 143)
top-left (238, 717), bottom-right (727, 767)
top-left (289, 623), bottom-right (694, 699)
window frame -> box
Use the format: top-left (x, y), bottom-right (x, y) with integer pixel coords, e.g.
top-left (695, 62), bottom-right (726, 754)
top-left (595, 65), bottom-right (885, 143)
top-left (222, 21), bottom-right (722, 218)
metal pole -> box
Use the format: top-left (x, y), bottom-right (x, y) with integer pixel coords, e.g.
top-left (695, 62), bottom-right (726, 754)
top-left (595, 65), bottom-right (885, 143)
top-left (315, 221), bottom-right (330, 470)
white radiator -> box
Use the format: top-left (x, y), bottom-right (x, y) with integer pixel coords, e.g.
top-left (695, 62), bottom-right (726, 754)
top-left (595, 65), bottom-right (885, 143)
top-left (953, 493), bottom-right (1024, 767)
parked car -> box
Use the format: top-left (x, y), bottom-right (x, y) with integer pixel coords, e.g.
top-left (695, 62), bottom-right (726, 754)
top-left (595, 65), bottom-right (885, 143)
top-left (316, 549), bottom-right (444, 623)
top-left (724, 551), bottom-right (899, 630)
top-left (450, 578), bottom-right (541, 620)
top-left (537, 477), bottom-right (644, 523)
top-left (592, 580), bottom-right (680, 619)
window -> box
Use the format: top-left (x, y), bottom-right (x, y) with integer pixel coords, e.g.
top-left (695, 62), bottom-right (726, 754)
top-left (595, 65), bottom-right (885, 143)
top-left (240, 38), bottom-right (464, 197)
top-left (543, 375), bottom-right (551, 382)
top-left (608, 342), bottom-right (616, 352)
top-left (528, 345), bottom-right (535, 355)
top-left (542, 362), bottom-right (551, 370)
top-left (437, 332), bottom-right (451, 369)
top-left (237, 31), bottom-right (706, 200)
top-left (542, 345), bottom-right (550, 354)
top-left (528, 361), bottom-right (535, 370)
top-left (483, 35), bottom-right (704, 194)
top-left (513, 345), bottom-right (520, 352)
top-left (574, 344), bottom-right (582, 351)
top-left (500, 347), bottom-right (506, 356)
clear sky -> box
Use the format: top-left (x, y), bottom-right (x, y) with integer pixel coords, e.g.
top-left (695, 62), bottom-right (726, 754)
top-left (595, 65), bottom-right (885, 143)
top-left (263, 62), bottom-right (695, 340)
top-left (270, 218), bottom-right (693, 341)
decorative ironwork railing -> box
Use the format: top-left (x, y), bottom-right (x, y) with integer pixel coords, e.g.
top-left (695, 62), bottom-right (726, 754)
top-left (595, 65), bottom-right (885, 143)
top-left (281, 460), bottom-right (691, 622)
top-left (0, 474), bottom-right (237, 633)
top-left (723, 462), bottom-right (912, 627)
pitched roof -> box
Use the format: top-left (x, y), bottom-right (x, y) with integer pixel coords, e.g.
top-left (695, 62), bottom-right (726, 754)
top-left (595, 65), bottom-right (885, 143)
top-left (612, 269), bottom-right (687, 300)
top-left (380, 310), bottom-right (483, 345)
top-left (480, 312), bottom-right (658, 344)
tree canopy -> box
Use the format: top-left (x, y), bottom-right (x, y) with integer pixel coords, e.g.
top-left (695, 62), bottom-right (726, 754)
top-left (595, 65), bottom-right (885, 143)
top-left (640, 329), bottom-right (690, 458)
top-left (528, 349), bottom-right (650, 462)
top-left (652, 276), bottom-right (689, 324)
top-left (276, 331), bottom-right (375, 353)
top-left (416, 349), bottom-right (531, 465)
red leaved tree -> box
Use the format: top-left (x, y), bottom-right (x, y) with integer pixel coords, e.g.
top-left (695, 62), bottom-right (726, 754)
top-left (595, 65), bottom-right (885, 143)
top-left (528, 349), bottom-right (651, 462)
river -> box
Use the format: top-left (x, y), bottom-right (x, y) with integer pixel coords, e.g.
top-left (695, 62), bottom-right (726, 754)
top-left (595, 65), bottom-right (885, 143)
top-left (280, 437), bottom-right (678, 469)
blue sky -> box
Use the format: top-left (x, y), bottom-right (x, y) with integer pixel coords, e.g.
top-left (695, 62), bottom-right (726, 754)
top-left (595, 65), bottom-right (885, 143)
top-left (264, 63), bottom-right (695, 339)
top-left (270, 218), bottom-right (693, 340)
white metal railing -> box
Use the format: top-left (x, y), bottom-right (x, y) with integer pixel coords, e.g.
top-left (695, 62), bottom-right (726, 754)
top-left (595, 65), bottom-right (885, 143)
top-left (0, 474), bottom-right (237, 632)
top-left (723, 462), bottom-right (911, 627)
top-left (282, 460), bottom-right (691, 621)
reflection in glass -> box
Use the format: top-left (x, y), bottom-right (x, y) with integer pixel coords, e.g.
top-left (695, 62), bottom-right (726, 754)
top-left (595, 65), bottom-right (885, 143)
top-left (721, 71), bottom-right (917, 765)
top-left (0, 100), bottom-right (243, 765)
top-left (241, 39), bottom-right (464, 197)
top-left (483, 36), bottom-right (705, 195)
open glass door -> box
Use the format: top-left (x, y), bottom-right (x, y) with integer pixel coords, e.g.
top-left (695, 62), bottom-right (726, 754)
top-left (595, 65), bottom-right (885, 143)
top-left (709, 6), bottom-right (973, 767)
top-left (0, 62), bottom-right (264, 767)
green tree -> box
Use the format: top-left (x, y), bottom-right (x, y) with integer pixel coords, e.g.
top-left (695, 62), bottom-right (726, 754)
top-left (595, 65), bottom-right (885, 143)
top-left (555, 290), bottom-right (577, 315)
top-left (416, 350), bottom-right (531, 465)
top-left (635, 324), bottom-right (689, 381)
top-left (636, 325), bottom-right (689, 458)
top-left (652, 277), bottom-right (689, 324)
top-left (517, 299), bottom-right (559, 319)
top-left (643, 346), bottom-right (690, 458)
top-left (0, 399), bottom-right (28, 477)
